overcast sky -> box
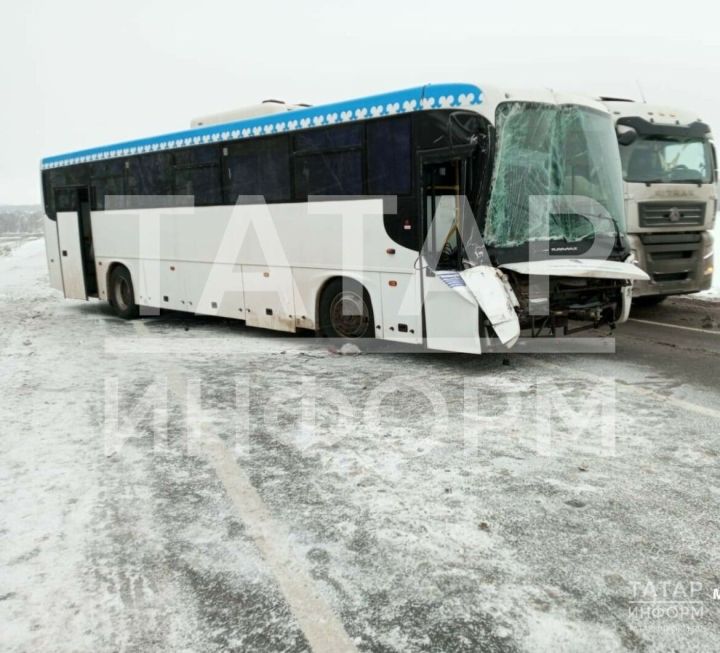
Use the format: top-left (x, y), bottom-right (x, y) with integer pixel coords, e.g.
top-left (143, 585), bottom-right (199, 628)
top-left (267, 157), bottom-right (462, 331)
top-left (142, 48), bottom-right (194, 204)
top-left (1, 0), bottom-right (718, 205)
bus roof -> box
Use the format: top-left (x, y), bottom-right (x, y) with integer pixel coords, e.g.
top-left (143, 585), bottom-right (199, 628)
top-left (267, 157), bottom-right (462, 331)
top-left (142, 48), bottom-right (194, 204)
top-left (41, 83), bottom-right (483, 170)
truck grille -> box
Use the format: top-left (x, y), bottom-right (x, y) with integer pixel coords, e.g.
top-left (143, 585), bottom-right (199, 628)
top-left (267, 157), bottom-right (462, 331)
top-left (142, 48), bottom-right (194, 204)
top-left (638, 202), bottom-right (706, 228)
top-left (638, 232), bottom-right (702, 284)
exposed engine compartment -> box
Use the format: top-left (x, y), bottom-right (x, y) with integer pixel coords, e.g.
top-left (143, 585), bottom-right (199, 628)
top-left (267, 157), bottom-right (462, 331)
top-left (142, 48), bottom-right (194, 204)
top-left (506, 271), bottom-right (627, 335)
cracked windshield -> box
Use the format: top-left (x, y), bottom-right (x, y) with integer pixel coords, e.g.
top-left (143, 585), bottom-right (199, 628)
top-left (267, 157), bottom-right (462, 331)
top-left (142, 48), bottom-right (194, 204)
top-left (484, 103), bottom-right (625, 247)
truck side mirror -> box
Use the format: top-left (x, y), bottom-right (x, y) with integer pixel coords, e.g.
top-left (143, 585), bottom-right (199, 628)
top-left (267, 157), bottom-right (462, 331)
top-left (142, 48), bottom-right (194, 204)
top-left (616, 125), bottom-right (638, 146)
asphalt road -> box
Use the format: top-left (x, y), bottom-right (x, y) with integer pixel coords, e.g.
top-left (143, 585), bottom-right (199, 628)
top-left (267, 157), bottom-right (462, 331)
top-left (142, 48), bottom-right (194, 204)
top-left (2, 240), bottom-right (720, 653)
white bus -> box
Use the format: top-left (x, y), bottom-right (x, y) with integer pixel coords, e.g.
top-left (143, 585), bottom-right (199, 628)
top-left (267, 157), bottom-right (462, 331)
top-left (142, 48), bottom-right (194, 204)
top-left (41, 83), bottom-right (647, 354)
top-left (600, 98), bottom-right (716, 304)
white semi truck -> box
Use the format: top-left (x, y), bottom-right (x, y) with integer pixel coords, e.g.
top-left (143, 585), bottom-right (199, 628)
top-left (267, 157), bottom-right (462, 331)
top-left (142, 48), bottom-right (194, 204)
top-left (601, 98), bottom-right (716, 303)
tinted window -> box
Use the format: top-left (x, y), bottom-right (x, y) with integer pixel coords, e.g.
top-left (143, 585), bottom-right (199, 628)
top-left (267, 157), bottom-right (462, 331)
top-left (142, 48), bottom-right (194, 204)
top-left (42, 171), bottom-right (53, 216)
top-left (293, 151), bottom-right (363, 198)
top-left (127, 153), bottom-right (173, 198)
top-left (90, 160), bottom-right (125, 210)
top-left (54, 187), bottom-right (78, 212)
top-left (293, 124), bottom-right (363, 153)
top-left (49, 164), bottom-right (88, 190)
top-left (367, 117), bottom-right (412, 195)
top-left (174, 145), bottom-right (219, 167)
top-left (175, 166), bottom-right (222, 205)
top-left (173, 146), bottom-right (221, 205)
top-left (225, 136), bottom-right (291, 203)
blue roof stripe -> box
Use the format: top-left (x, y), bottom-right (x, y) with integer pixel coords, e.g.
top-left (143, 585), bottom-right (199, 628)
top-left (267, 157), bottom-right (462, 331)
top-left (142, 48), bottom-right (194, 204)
top-left (41, 83), bottom-right (483, 169)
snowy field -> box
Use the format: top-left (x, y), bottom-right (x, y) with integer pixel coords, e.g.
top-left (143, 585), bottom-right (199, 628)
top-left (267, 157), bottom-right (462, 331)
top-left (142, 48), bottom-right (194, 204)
top-left (2, 238), bottom-right (720, 652)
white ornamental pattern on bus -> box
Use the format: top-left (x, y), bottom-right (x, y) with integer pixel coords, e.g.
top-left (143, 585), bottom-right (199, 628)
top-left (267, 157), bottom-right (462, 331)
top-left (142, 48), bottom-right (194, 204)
top-left (41, 84), bottom-right (483, 169)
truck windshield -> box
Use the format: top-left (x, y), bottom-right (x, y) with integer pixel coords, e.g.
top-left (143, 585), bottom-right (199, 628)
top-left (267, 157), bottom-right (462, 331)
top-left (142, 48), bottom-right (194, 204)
top-left (484, 103), bottom-right (625, 248)
top-left (619, 136), bottom-right (713, 184)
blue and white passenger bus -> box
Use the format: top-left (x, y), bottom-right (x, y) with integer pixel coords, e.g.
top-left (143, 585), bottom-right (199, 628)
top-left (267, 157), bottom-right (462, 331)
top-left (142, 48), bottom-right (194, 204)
top-left (40, 83), bottom-right (647, 353)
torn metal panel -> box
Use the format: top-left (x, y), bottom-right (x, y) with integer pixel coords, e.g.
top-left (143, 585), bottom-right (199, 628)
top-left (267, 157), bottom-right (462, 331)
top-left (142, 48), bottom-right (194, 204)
top-left (499, 258), bottom-right (650, 281)
top-left (459, 266), bottom-right (520, 347)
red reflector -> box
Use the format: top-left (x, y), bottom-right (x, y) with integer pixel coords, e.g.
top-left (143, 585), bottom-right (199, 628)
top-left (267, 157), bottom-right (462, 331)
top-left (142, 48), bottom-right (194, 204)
top-left (388, 280), bottom-right (397, 287)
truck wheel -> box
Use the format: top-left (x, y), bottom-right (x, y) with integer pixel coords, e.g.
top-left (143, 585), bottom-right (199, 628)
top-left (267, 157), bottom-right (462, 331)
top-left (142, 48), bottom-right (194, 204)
top-left (319, 278), bottom-right (374, 339)
top-left (108, 266), bottom-right (140, 319)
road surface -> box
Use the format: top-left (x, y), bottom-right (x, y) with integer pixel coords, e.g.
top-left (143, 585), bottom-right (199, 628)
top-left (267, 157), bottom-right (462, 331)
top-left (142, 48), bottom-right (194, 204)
top-left (2, 239), bottom-right (720, 652)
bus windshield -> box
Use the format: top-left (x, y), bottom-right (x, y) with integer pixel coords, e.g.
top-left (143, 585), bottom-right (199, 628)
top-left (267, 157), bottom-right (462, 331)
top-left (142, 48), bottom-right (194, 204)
top-left (619, 135), bottom-right (714, 184)
top-left (483, 103), bottom-right (625, 248)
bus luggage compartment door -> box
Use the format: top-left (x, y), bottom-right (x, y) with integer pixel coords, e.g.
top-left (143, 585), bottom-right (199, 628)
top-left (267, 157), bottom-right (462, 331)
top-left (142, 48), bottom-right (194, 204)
top-left (56, 211), bottom-right (87, 300)
top-left (242, 265), bottom-right (296, 332)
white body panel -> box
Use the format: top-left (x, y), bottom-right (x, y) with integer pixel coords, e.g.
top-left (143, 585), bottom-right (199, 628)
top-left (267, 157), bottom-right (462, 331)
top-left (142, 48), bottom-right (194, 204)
top-left (380, 271), bottom-right (422, 345)
top-left (56, 211), bottom-right (87, 300)
top-left (43, 215), bottom-right (63, 292)
top-left (88, 200), bottom-right (524, 348)
top-left (500, 258), bottom-right (649, 282)
top-left (422, 272), bottom-right (482, 353)
top-left (91, 200), bottom-right (422, 337)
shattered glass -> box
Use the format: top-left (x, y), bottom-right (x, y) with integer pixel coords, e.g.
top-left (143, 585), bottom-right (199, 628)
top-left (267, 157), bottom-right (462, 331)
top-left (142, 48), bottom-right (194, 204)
top-left (484, 103), bottom-right (625, 247)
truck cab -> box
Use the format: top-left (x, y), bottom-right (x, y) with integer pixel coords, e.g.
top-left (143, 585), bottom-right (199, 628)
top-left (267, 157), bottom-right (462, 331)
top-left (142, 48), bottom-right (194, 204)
top-left (601, 98), bottom-right (717, 302)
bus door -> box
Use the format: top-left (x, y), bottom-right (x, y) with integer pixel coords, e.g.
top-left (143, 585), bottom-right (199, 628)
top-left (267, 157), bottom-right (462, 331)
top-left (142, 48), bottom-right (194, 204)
top-left (56, 187), bottom-right (97, 300)
top-left (418, 156), bottom-right (482, 354)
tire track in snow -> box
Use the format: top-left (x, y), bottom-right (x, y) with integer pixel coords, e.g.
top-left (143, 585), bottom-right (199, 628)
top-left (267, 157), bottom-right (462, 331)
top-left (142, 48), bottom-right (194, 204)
top-left (131, 318), bottom-right (358, 653)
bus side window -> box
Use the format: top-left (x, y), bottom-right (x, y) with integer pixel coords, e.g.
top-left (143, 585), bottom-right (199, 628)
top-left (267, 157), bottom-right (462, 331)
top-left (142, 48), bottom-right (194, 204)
top-left (90, 160), bottom-right (125, 210)
top-left (293, 124), bottom-right (362, 152)
top-left (293, 125), bottom-right (363, 202)
top-left (367, 116), bottom-right (412, 196)
top-left (42, 171), bottom-right (54, 218)
top-left (48, 164), bottom-right (88, 215)
top-left (126, 153), bottom-right (174, 203)
top-left (225, 136), bottom-right (291, 204)
top-left (173, 145), bottom-right (222, 206)
top-left (292, 124), bottom-right (363, 199)
top-left (55, 187), bottom-right (78, 212)
top-left (293, 151), bottom-right (362, 199)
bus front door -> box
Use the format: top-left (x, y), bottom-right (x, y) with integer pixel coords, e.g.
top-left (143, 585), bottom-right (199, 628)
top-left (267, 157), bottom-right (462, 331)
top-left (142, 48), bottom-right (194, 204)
top-left (419, 159), bottom-right (483, 354)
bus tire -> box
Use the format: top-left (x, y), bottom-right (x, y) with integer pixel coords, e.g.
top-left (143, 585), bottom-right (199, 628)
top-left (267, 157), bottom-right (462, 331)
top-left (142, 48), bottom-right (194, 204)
top-left (108, 266), bottom-right (140, 320)
top-left (319, 278), bottom-right (374, 339)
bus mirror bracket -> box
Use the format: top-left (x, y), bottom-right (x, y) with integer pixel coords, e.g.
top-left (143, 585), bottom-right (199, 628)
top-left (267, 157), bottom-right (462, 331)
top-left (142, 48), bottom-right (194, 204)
top-left (616, 125), bottom-right (638, 146)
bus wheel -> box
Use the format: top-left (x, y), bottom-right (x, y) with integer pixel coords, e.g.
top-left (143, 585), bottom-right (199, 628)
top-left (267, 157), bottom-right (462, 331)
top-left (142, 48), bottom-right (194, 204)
top-left (319, 278), bottom-right (374, 339)
top-left (108, 266), bottom-right (140, 319)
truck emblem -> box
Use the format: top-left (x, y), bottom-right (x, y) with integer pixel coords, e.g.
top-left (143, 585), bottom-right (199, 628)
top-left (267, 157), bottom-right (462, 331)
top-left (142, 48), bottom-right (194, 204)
top-left (668, 207), bottom-right (681, 222)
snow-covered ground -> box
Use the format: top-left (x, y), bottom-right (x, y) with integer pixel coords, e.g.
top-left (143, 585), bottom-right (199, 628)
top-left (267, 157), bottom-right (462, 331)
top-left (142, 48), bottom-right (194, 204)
top-left (2, 239), bottom-right (720, 652)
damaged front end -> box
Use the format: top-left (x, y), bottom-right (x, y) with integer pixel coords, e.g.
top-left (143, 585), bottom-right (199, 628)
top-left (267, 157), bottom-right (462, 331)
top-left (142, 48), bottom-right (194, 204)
top-left (499, 265), bottom-right (638, 337)
top-left (477, 100), bottom-right (648, 340)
